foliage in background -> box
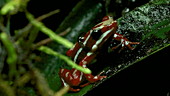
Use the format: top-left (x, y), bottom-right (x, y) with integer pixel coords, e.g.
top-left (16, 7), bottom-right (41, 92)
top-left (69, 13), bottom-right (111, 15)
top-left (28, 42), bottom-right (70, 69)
top-left (0, 0), bottom-right (90, 96)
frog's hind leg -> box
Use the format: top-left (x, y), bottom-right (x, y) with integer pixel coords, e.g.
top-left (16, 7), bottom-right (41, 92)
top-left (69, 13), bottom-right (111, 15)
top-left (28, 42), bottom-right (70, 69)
top-left (59, 69), bottom-right (83, 92)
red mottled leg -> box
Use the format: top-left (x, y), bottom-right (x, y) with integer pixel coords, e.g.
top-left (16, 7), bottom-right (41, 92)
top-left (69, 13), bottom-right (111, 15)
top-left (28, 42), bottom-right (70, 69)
top-left (78, 54), bottom-right (97, 66)
top-left (112, 33), bottom-right (140, 52)
top-left (59, 69), bottom-right (83, 92)
top-left (80, 72), bottom-right (106, 87)
top-left (84, 74), bottom-right (106, 83)
top-left (78, 54), bottom-right (106, 84)
top-left (69, 87), bottom-right (80, 92)
top-left (80, 82), bottom-right (91, 87)
top-left (66, 42), bottom-right (81, 57)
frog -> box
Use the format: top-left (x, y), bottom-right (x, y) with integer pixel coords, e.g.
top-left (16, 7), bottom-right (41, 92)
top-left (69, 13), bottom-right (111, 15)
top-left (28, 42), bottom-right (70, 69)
top-left (59, 16), bottom-right (140, 92)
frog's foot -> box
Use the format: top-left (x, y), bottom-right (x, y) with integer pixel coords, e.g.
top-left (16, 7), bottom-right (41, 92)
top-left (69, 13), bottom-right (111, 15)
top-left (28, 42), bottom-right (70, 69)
top-left (84, 73), bottom-right (107, 84)
top-left (112, 33), bottom-right (140, 52)
top-left (80, 82), bottom-right (91, 87)
top-left (125, 41), bottom-right (140, 50)
top-left (69, 87), bottom-right (80, 92)
top-left (112, 39), bottom-right (140, 52)
top-left (120, 39), bottom-right (140, 50)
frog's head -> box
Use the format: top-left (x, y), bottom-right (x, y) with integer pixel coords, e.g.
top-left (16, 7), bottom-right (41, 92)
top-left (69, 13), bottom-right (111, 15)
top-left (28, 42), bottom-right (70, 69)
top-left (77, 16), bottom-right (118, 53)
top-left (66, 16), bottom-right (117, 58)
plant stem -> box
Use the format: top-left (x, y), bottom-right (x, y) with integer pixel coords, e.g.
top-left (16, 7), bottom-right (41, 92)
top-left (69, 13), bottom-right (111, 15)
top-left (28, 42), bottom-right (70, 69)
top-left (0, 32), bottom-right (17, 78)
top-left (38, 46), bottom-right (91, 74)
top-left (26, 12), bottom-right (73, 48)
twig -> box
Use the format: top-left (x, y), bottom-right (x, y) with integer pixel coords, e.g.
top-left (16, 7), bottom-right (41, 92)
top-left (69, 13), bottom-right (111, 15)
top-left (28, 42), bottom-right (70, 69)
top-left (32, 27), bottom-right (71, 49)
top-left (36, 9), bottom-right (60, 21)
top-left (14, 72), bottom-right (31, 87)
top-left (31, 68), bottom-right (54, 96)
top-left (0, 0), bottom-right (20, 15)
top-left (33, 38), bottom-right (52, 49)
top-left (0, 22), bottom-right (7, 32)
top-left (0, 79), bottom-right (15, 96)
top-left (0, 32), bottom-right (17, 78)
top-left (0, 0), bottom-right (29, 15)
top-left (26, 12), bottom-right (73, 48)
top-left (38, 46), bottom-right (91, 74)
top-left (58, 27), bottom-right (71, 36)
top-left (54, 86), bottom-right (70, 96)
top-left (14, 9), bottom-right (60, 40)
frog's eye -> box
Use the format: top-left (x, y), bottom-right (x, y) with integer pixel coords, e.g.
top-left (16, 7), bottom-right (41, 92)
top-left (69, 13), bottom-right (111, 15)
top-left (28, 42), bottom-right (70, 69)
top-left (102, 16), bottom-right (109, 21)
top-left (78, 37), bottom-right (85, 48)
top-left (78, 36), bottom-right (84, 43)
top-left (78, 31), bottom-right (86, 41)
top-left (102, 16), bottom-right (113, 22)
top-left (78, 33), bottom-right (85, 48)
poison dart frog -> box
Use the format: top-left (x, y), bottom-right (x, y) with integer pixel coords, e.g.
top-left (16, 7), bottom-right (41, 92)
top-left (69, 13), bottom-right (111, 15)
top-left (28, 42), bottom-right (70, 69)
top-left (59, 16), bottom-right (140, 92)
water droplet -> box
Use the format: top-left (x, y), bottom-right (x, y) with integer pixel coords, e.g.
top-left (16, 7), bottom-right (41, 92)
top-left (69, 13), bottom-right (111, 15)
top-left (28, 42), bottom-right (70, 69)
top-left (118, 65), bottom-right (122, 68)
top-left (131, 0), bottom-right (136, 2)
top-left (163, 39), bottom-right (168, 43)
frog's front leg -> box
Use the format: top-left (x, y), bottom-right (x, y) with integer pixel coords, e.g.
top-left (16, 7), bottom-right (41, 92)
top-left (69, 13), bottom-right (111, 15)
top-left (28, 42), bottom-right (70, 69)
top-left (112, 33), bottom-right (140, 51)
top-left (79, 54), bottom-right (107, 84)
